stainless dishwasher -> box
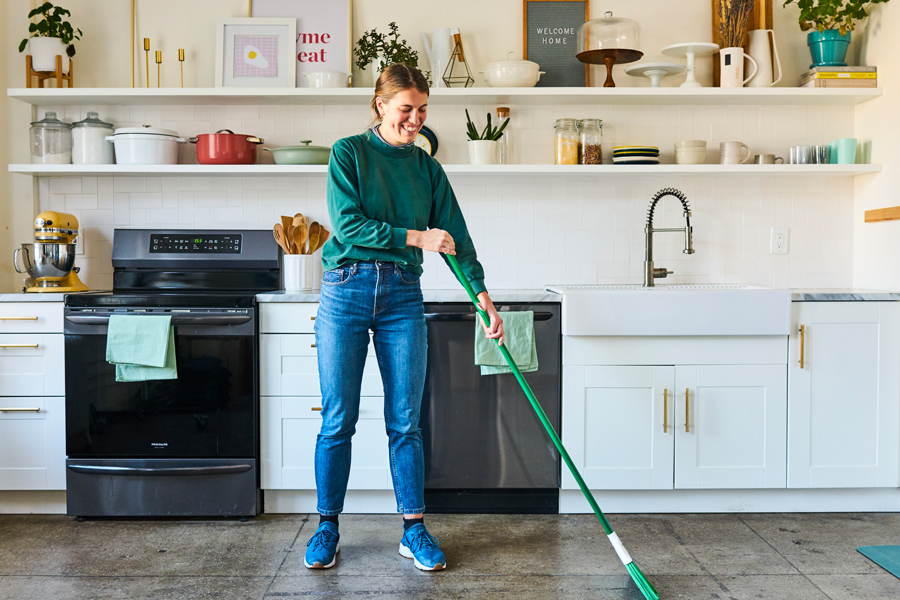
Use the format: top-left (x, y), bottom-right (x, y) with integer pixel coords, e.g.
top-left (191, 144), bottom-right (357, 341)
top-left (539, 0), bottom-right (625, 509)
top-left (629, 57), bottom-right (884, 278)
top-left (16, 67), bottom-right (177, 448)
top-left (421, 302), bottom-right (561, 513)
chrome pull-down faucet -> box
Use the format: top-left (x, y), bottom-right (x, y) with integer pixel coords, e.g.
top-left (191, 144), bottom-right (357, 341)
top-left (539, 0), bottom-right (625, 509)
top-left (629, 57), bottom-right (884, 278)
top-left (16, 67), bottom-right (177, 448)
top-left (644, 187), bottom-right (695, 287)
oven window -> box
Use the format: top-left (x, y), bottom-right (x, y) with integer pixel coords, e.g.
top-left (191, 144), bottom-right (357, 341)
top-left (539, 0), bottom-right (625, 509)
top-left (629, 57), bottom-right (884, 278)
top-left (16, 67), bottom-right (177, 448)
top-left (65, 332), bottom-right (255, 458)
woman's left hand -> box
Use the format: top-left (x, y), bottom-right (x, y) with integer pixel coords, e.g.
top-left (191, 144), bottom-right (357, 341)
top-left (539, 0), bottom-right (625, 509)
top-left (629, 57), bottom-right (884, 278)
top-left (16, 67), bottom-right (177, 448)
top-left (476, 292), bottom-right (505, 346)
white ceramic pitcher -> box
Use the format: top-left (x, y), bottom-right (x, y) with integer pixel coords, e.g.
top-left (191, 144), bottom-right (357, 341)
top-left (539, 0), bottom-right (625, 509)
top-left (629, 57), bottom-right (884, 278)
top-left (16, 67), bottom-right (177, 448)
top-left (421, 28), bottom-right (454, 88)
top-left (745, 29), bottom-right (782, 87)
top-left (719, 47), bottom-right (758, 88)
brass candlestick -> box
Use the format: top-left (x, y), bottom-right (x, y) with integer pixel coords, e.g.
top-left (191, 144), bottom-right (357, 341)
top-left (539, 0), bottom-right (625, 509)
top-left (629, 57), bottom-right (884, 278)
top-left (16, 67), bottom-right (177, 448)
top-left (156, 51), bottom-right (162, 88)
top-left (144, 38), bottom-right (150, 87)
top-left (178, 48), bottom-right (185, 88)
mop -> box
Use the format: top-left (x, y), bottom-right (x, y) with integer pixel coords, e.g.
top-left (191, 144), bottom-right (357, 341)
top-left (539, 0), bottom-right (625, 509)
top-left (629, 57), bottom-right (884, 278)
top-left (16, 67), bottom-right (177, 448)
top-left (446, 254), bottom-right (659, 600)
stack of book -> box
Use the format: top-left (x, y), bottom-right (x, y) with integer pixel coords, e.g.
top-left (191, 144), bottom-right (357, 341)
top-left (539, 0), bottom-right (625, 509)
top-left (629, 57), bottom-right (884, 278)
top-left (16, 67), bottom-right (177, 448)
top-left (800, 66), bottom-right (877, 88)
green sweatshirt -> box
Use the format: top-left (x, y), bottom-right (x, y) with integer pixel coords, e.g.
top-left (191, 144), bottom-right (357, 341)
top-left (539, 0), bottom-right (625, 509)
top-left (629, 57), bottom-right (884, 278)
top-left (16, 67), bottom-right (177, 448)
top-left (322, 130), bottom-right (487, 295)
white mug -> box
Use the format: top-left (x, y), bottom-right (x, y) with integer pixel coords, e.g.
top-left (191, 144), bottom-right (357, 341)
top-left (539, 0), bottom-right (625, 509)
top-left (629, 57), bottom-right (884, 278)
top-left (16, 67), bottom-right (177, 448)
top-left (719, 47), bottom-right (758, 88)
top-left (720, 141), bottom-right (751, 164)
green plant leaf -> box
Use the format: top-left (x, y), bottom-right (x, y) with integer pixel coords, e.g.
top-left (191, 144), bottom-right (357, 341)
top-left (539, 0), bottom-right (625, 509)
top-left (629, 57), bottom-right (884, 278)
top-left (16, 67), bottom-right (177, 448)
top-left (18, 39), bottom-right (28, 53)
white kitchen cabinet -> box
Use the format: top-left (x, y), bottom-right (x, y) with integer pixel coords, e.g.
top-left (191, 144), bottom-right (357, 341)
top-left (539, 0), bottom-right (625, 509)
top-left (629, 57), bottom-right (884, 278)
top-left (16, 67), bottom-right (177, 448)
top-left (562, 336), bottom-right (788, 491)
top-left (0, 334), bottom-right (64, 396)
top-left (788, 302), bottom-right (900, 488)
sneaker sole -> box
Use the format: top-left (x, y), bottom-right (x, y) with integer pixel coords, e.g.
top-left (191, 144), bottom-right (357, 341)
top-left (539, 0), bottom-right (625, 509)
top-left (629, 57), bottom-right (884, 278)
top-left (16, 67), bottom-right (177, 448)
top-left (399, 543), bottom-right (446, 571)
top-left (304, 543), bottom-right (340, 569)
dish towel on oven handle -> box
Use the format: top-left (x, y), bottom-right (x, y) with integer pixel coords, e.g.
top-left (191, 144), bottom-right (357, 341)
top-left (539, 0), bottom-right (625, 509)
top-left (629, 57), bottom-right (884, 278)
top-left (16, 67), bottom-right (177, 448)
top-left (106, 314), bottom-right (178, 382)
top-left (474, 310), bottom-right (538, 375)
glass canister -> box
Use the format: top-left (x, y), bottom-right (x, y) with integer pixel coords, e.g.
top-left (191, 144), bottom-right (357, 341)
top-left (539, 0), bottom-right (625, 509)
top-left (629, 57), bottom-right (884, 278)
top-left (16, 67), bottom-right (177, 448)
top-left (30, 111), bottom-right (72, 164)
top-left (554, 118), bottom-right (578, 165)
top-left (72, 111), bottom-right (115, 164)
top-left (577, 119), bottom-right (603, 164)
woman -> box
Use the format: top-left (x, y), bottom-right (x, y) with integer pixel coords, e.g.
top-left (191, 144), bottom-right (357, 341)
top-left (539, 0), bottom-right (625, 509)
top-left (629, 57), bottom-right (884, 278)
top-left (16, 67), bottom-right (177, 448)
top-left (304, 63), bottom-right (505, 572)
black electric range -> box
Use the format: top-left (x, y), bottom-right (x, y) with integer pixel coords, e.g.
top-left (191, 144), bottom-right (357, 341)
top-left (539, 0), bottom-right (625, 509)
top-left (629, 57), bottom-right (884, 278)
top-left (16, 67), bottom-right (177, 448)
top-left (63, 230), bottom-right (279, 518)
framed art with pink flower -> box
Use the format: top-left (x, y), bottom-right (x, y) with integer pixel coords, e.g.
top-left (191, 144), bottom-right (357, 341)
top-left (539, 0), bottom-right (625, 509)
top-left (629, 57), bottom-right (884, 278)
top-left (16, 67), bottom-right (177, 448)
top-left (215, 18), bottom-right (296, 87)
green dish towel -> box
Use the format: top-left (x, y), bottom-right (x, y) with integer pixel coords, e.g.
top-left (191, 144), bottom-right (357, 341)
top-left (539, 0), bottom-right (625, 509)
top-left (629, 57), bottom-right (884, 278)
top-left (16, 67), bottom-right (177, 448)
top-left (106, 315), bottom-right (178, 382)
top-left (475, 310), bottom-right (538, 375)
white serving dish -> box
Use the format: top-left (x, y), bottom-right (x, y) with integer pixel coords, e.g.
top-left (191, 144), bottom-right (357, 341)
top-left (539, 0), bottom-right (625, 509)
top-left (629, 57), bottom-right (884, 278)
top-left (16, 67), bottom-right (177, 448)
top-left (106, 125), bottom-right (186, 165)
top-left (303, 71), bottom-right (350, 88)
top-left (481, 56), bottom-right (545, 87)
top-left (545, 284), bottom-right (792, 336)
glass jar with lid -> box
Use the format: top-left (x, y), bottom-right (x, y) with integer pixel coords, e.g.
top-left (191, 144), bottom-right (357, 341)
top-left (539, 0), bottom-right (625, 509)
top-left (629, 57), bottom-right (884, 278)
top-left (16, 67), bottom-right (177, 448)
top-left (577, 119), bottom-right (603, 164)
top-left (554, 118), bottom-right (578, 165)
top-left (72, 111), bottom-right (115, 164)
top-left (30, 111), bottom-right (72, 164)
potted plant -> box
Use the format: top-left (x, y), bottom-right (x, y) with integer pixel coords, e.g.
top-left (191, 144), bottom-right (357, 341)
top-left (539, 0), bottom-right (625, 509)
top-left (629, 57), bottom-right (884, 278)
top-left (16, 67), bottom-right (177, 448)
top-left (354, 22), bottom-right (428, 84)
top-left (465, 110), bottom-right (509, 165)
top-left (782, 0), bottom-right (890, 68)
top-left (18, 1), bottom-right (82, 74)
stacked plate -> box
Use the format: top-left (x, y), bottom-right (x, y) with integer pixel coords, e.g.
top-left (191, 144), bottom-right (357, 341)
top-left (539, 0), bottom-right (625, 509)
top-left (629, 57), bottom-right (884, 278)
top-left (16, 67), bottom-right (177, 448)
top-left (613, 145), bottom-right (660, 165)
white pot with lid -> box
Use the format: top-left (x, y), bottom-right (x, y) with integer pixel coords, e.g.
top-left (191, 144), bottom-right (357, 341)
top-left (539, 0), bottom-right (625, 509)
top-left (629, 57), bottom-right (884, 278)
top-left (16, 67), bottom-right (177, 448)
top-left (72, 112), bottom-right (115, 164)
top-left (106, 125), bottom-right (186, 165)
top-left (480, 53), bottom-right (545, 87)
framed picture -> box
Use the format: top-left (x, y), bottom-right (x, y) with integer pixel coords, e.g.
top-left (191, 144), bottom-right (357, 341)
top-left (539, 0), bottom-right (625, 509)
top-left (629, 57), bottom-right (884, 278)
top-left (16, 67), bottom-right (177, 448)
top-left (215, 18), bottom-right (297, 87)
top-left (523, 0), bottom-right (589, 87)
top-left (251, 0), bottom-right (353, 88)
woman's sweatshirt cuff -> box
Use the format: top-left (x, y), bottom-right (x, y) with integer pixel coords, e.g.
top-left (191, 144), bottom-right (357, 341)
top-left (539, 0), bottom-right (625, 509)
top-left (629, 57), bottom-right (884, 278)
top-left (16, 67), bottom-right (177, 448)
top-left (390, 227), bottom-right (408, 249)
top-left (470, 279), bottom-right (487, 296)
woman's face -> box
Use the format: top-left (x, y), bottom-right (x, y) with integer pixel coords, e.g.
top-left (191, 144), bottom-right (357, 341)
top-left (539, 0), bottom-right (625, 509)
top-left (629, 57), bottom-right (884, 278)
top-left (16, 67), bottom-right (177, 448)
top-left (376, 88), bottom-right (428, 146)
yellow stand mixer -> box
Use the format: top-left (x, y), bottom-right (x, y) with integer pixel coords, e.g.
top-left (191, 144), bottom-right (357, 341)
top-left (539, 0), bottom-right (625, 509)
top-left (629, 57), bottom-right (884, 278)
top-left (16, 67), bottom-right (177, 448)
top-left (14, 211), bottom-right (88, 293)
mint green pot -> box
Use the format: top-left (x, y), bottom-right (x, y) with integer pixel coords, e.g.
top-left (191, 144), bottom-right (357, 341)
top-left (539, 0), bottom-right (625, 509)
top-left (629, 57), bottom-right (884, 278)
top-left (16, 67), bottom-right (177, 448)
top-left (808, 29), bottom-right (850, 68)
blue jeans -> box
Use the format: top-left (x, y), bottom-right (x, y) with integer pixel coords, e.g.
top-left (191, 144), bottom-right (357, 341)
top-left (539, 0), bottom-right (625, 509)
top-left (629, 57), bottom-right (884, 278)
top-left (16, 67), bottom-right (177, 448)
top-left (313, 261), bottom-right (427, 515)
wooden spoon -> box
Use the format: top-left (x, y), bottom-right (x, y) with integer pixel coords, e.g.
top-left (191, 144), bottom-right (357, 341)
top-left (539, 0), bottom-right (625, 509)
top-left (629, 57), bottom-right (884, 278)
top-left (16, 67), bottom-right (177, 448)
top-left (280, 215), bottom-right (292, 232)
top-left (307, 222), bottom-right (321, 254)
top-left (286, 225), bottom-right (297, 254)
top-left (298, 217), bottom-right (309, 254)
top-left (273, 224), bottom-right (291, 254)
top-left (317, 227), bottom-right (330, 249)
top-left (291, 224), bottom-right (305, 256)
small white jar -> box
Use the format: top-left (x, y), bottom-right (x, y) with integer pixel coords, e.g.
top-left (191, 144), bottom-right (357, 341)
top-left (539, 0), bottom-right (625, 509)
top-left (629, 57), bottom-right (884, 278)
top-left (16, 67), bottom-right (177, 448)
top-left (72, 111), bottom-right (115, 164)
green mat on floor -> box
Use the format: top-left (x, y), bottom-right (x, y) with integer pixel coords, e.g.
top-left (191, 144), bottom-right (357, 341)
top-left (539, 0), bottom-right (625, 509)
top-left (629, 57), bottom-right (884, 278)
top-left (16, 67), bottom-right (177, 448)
top-left (858, 545), bottom-right (900, 579)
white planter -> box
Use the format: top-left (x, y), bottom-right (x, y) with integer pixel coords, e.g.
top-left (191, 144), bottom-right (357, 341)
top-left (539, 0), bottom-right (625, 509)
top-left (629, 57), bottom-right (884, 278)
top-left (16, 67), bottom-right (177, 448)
top-left (468, 140), bottom-right (498, 165)
top-left (28, 37), bottom-right (70, 73)
top-left (283, 254), bottom-right (315, 291)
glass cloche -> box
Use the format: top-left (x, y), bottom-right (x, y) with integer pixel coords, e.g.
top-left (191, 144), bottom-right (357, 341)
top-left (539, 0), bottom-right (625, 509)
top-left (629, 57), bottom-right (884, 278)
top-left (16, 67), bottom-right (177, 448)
top-left (576, 12), bottom-right (643, 87)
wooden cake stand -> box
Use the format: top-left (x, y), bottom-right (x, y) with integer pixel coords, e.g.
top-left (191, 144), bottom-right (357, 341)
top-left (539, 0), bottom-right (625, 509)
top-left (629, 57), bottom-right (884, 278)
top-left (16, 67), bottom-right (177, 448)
top-left (576, 48), bottom-right (643, 88)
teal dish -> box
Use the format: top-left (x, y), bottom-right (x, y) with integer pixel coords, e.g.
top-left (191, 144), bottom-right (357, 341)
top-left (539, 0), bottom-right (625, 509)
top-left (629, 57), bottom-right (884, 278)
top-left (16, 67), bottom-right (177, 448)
top-left (807, 30), bottom-right (850, 68)
top-left (264, 140), bottom-right (331, 165)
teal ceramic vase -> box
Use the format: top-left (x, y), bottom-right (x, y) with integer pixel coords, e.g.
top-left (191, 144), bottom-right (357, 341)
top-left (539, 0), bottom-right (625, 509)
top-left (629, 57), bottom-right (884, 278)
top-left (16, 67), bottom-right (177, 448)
top-left (807, 29), bottom-right (851, 68)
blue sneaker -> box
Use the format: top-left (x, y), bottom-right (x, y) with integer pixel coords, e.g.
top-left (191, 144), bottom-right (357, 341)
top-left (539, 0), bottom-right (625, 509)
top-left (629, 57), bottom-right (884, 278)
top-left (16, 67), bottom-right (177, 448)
top-left (304, 521), bottom-right (340, 569)
top-left (399, 523), bottom-right (446, 571)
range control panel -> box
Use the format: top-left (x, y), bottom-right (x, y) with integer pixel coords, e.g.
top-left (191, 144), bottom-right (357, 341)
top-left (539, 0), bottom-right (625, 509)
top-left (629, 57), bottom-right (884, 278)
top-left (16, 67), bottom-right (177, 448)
top-left (149, 233), bottom-right (242, 253)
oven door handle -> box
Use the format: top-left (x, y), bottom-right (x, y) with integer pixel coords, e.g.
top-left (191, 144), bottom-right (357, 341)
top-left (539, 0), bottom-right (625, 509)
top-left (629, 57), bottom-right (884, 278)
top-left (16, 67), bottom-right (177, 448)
top-left (67, 464), bottom-right (252, 476)
top-left (65, 314), bottom-right (251, 326)
top-left (424, 311), bottom-right (554, 322)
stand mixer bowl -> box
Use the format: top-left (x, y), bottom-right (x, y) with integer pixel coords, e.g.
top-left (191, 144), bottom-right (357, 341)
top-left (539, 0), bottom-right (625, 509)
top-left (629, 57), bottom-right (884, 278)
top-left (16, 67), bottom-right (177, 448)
top-left (15, 243), bottom-right (77, 281)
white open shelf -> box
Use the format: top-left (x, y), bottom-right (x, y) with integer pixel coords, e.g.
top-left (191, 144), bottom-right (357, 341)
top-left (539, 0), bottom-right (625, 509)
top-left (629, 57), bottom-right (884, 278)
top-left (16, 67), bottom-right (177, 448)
top-left (8, 87), bottom-right (883, 107)
top-left (9, 164), bottom-right (882, 177)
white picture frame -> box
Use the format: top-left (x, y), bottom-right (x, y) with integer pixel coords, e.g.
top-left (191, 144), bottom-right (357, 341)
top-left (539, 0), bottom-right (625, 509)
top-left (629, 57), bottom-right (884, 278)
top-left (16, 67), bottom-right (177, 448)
top-left (215, 18), bottom-right (297, 88)
top-left (251, 0), bottom-right (353, 88)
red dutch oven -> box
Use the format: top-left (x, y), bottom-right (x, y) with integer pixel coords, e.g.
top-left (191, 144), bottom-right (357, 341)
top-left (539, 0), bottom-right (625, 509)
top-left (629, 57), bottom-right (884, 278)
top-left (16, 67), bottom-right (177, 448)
top-left (189, 129), bottom-right (264, 164)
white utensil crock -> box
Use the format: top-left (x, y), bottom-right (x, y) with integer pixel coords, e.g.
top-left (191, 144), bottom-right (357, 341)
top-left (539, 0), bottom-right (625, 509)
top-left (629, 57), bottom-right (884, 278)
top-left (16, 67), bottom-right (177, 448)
top-left (719, 47), bottom-right (758, 88)
top-left (468, 140), bottom-right (498, 165)
top-left (746, 30), bottom-right (782, 87)
top-left (283, 254), bottom-right (315, 291)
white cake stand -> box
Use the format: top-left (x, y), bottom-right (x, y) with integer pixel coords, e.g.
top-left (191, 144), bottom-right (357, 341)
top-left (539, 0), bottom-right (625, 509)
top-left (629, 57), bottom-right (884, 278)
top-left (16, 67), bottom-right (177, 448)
top-left (625, 62), bottom-right (686, 87)
top-left (661, 42), bottom-right (720, 88)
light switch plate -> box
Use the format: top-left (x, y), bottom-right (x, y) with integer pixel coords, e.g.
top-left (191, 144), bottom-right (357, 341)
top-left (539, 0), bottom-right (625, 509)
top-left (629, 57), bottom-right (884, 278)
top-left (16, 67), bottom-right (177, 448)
top-left (770, 227), bottom-right (788, 254)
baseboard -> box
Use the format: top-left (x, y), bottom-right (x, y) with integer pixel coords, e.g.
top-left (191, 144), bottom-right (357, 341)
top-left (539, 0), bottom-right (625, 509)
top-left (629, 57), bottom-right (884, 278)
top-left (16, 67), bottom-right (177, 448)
top-left (0, 491), bottom-right (67, 514)
top-left (264, 490), bottom-right (398, 514)
top-left (560, 488), bottom-right (900, 513)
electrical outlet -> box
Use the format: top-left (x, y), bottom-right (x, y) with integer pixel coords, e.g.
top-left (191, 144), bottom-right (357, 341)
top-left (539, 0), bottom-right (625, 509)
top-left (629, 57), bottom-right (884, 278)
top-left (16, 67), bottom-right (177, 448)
top-left (76, 228), bottom-right (84, 255)
top-left (770, 227), bottom-right (789, 254)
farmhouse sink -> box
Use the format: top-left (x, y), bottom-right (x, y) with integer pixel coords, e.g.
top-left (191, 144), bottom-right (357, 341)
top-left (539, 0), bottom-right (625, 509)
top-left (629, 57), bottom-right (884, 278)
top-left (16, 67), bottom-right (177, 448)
top-left (545, 284), bottom-right (792, 336)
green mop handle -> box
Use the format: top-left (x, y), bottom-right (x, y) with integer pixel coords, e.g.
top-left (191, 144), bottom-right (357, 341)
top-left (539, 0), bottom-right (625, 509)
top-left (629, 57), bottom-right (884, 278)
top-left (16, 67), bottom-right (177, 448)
top-left (445, 254), bottom-right (613, 536)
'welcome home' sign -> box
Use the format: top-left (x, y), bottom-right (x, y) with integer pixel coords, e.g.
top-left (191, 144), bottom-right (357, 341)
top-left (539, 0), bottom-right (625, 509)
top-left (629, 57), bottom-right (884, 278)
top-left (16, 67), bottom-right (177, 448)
top-left (524, 0), bottom-right (589, 87)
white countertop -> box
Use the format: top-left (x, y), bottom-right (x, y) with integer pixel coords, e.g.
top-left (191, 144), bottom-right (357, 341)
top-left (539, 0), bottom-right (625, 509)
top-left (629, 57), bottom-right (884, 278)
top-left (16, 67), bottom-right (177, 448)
top-left (256, 289), bottom-right (561, 303)
top-left (0, 292), bottom-right (73, 302)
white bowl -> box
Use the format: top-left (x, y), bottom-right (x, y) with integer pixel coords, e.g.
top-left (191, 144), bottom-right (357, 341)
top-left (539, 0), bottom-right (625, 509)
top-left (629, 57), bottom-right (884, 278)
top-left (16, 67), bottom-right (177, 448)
top-left (304, 71), bottom-right (350, 88)
top-left (480, 58), bottom-right (545, 87)
top-left (675, 149), bottom-right (707, 164)
top-left (675, 140), bottom-right (707, 149)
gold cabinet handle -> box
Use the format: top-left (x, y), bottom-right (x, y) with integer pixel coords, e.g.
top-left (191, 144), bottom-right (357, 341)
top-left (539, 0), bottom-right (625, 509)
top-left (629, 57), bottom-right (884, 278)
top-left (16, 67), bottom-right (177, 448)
top-left (311, 343), bottom-right (316, 348)
top-left (663, 388), bottom-right (669, 432)
top-left (685, 388), bottom-right (690, 433)
top-left (0, 407), bottom-right (41, 412)
top-left (0, 316), bottom-right (38, 321)
top-left (799, 324), bottom-right (805, 369)
top-left (0, 344), bottom-right (39, 348)
top-left (310, 316), bottom-right (315, 320)
top-left (311, 406), bottom-right (322, 411)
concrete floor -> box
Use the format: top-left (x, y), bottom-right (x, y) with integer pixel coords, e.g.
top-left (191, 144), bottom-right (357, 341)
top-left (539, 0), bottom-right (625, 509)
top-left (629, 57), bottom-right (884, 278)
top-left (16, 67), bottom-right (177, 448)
top-left (0, 513), bottom-right (898, 599)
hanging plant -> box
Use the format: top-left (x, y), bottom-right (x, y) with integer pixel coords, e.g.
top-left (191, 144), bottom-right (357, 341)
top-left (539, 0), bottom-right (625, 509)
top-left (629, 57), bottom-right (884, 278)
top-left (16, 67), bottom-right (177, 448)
top-left (18, 1), bottom-right (82, 57)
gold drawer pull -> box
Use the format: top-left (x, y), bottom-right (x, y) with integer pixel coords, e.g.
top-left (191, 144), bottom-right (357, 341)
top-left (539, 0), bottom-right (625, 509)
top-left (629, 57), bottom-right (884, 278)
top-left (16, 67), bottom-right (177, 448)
top-left (0, 407), bottom-right (41, 412)
top-left (685, 388), bottom-right (691, 433)
top-left (0, 344), bottom-right (39, 348)
top-left (799, 324), bottom-right (805, 369)
top-left (311, 406), bottom-right (322, 412)
top-left (311, 343), bottom-right (316, 348)
top-left (0, 316), bottom-right (38, 321)
top-left (310, 316), bottom-right (315, 320)
top-left (663, 388), bottom-right (669, 433)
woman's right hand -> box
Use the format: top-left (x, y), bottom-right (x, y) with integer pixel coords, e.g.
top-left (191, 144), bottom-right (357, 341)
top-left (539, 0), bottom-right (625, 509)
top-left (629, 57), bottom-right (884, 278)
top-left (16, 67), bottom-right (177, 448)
top-left (408, 229), bottom-right (456, 255)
